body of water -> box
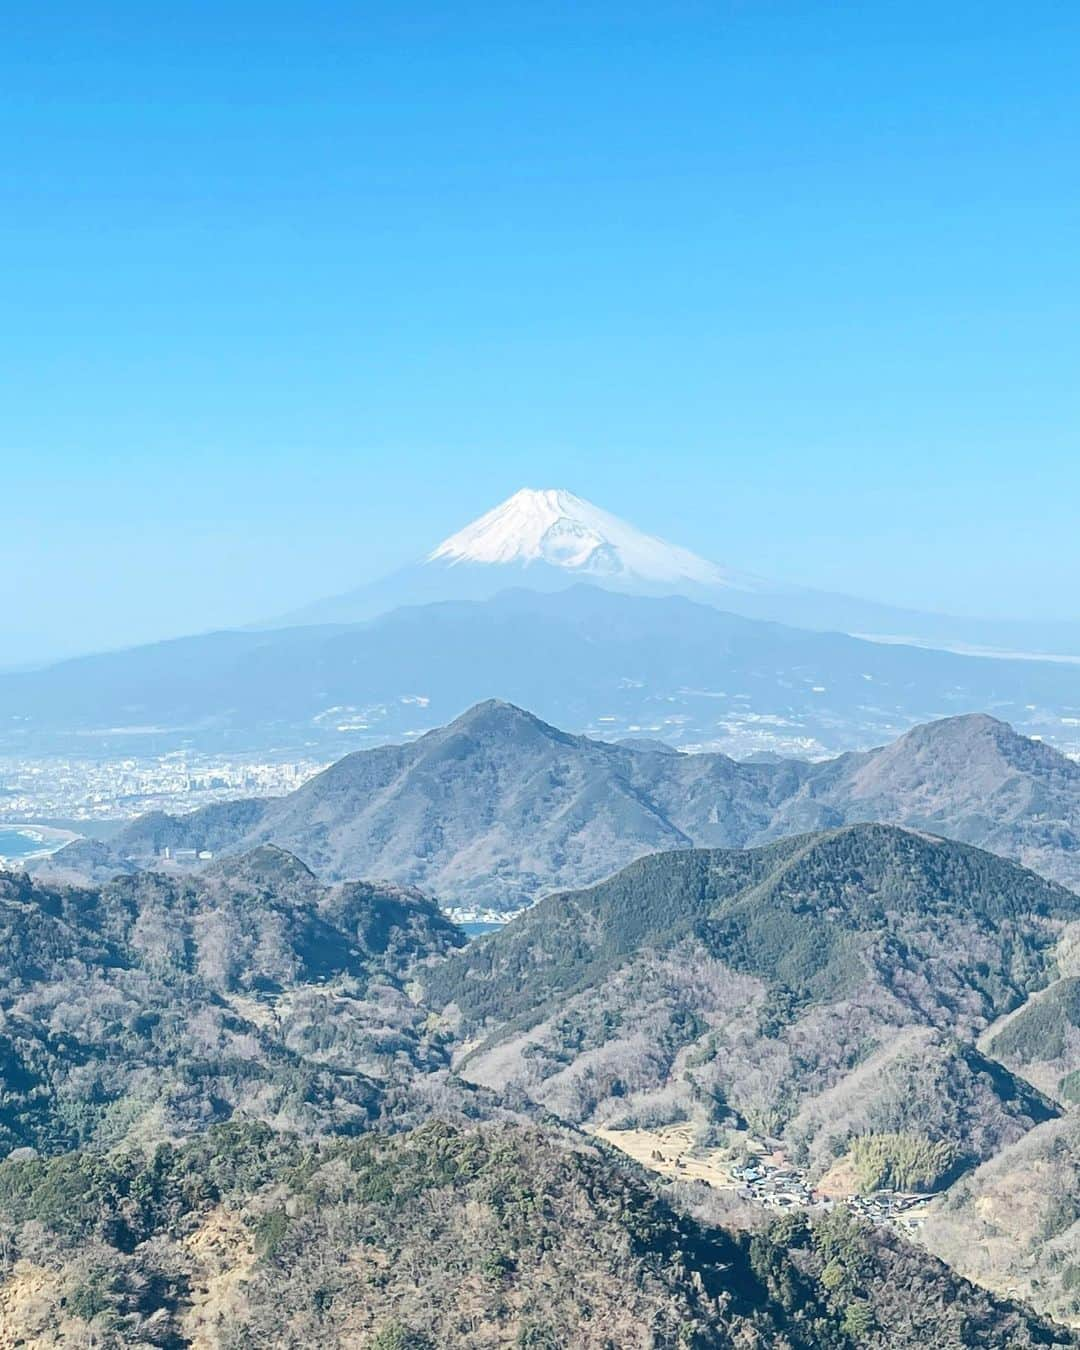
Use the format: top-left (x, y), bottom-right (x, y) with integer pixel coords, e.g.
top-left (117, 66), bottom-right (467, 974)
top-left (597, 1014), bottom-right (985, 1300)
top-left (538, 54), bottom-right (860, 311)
top-left (0, 828), bottom-right (50, 859)
top-left (460, 922), bottom-right (505, 939)
top-left (0, 825), bottom-right (75, 861)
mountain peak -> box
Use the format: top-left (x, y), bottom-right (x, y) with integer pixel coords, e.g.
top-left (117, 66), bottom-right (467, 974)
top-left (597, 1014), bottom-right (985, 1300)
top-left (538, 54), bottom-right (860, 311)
top-left (888, 712), bottom-right (1059, 762)
top-left (203, 844), bottom-right (317, 889)
top-left (842, 712), bottom-right (1079, 809)
top-left (441, 698), bottom-right (572, 743)
top-left (427, 488), bottom-right (744, 588)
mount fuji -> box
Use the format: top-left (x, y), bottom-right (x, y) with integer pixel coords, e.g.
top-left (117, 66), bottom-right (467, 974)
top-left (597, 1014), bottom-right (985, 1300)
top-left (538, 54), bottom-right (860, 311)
top-left (427, 487), bottom-right (750, 587)
top-left (277, 487), bottom-right (774, 628)
top-left (279, 488), bottom-right (1080, 661)
top-left (6, 487), bottom-right (1080, 768)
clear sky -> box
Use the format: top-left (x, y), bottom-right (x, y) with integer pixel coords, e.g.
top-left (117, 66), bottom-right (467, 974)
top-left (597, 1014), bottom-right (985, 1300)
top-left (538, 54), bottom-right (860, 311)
top-left (4, 2), bottom-right (1079, 661)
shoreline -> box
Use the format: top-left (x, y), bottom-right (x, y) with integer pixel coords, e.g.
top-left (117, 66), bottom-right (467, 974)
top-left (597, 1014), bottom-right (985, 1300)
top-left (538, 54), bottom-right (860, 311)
top-left (0, 823), bottom-right (82, 861)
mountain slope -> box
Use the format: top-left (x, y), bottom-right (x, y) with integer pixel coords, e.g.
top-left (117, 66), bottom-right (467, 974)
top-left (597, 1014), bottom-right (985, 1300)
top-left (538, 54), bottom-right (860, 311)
top-left (6, 584), bottom-right (1080, 762)
top-left (980, 973), bottom-right (1080, 1102)
top-left (917, 1110), bottom-right (1080, 1328)
top-left (780, 712), bottom-right (1080, 879)
top-left (275, 486), bottom-right (1080, 660)
top-left (1, 1118), bottom-right (1072, 1348)
top-left (0, 848), bottom-right (474, 1154)
top-left (427, 826), bottom-right (1070, 1177)
top-left (111, 699), bottom-right (699, 910)
top-left (102, 702), bottom-right (1080, 910)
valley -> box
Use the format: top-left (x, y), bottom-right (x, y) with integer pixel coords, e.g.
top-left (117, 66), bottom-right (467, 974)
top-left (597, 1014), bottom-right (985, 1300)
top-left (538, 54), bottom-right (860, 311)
top-left (589, 1122), bottom-right (933, 1236)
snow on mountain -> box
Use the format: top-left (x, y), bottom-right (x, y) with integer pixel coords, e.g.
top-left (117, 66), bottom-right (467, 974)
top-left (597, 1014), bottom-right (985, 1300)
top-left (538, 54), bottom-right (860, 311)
top-left (270, 487), bottom-right (1080, 662)
top-left (428, 487), bottom-right (752, 588)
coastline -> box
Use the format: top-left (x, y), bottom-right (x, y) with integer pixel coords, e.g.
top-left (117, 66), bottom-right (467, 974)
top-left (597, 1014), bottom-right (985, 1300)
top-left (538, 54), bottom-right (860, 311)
top-left (0, 823), bottom-right (82, 862)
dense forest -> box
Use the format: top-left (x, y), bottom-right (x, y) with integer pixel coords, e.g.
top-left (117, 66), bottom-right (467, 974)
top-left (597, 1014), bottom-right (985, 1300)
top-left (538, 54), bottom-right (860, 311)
top-left (1, 1119), bottom-right (1073, 1348)
top-left (0, 846), bottom-right (487, 1156)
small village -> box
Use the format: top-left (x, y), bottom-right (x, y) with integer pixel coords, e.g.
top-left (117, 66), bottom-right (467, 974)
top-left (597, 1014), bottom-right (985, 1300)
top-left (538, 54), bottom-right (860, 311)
top-left (727, 1150), bottom-right (931, 1233)
top-left (592, 1122), bottom-right (933, 1235)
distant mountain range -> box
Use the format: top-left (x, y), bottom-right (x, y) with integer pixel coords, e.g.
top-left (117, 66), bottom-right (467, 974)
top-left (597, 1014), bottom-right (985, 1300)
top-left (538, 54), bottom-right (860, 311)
top-left (277, 487), bottom-right (1080, 659)
top-left (4, 584), bottom-right (1080, 762)
top-left (56, 701), bottom-right (1080, 912)
top-left (5, 489), bottom-right (1080, 766)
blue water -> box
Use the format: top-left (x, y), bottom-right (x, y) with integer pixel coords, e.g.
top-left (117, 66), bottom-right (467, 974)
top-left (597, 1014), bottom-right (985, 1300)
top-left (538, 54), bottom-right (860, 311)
top-left (461, 922), bottom-right (504, 939)
top-left (0, 828), bottom-right (48, 859)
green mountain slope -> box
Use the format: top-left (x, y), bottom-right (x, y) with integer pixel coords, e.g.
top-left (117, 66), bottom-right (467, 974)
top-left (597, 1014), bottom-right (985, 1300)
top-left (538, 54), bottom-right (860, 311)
top-left (0, 1120), bottom-right (1072, 1349)
top-left (429, 825), bottom-right (1069, 1174)
top-left (982, 975), bottom-right (1080, 1102)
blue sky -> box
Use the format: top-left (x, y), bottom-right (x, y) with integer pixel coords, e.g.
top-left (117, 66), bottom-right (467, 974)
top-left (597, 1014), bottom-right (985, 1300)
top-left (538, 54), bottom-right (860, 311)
top-left (3, 2), bottom-right (1079, 660)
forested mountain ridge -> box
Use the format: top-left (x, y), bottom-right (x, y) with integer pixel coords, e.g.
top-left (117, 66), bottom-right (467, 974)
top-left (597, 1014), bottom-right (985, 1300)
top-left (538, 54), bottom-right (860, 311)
top-left (88, 701), bottom-right (1080, 912)
top-left (430, 825), bottom-right (1072, 1183)
top-left (0, 847), bottom-right (486, 1157)
top-left (0, 1118), bottom-right (1073, 1348)
top-left (430, 824), bottom-right (1079, 1027)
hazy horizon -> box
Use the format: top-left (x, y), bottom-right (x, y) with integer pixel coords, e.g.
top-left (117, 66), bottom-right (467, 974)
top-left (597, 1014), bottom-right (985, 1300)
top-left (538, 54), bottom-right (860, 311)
top-left (7, 480), bottom-right (1080, 668)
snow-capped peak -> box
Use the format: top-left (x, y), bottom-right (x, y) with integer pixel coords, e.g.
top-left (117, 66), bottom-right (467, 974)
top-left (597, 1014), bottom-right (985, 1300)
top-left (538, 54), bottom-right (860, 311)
top-left (428, 488), bottom-right (744, 587)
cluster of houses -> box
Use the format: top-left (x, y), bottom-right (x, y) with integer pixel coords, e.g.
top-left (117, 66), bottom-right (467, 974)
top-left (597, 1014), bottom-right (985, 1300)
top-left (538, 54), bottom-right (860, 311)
top-left (725, 1146), bottom-right (930, 1231)
top-left (846, 1188), bottom-right (930, 1231)
top-left (602, 1123), bottom-right (933, 1235)
top-left (729, 1155), bottom-right (822, 1210)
